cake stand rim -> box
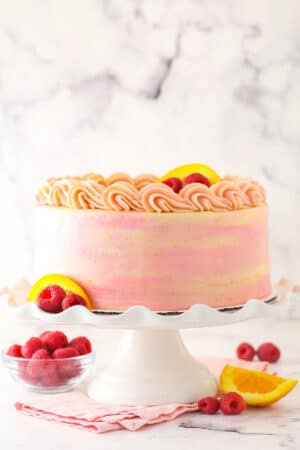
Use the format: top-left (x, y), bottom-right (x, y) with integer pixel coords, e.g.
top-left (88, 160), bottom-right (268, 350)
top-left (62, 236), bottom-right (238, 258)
top-left (0, 291), bottom-right (293, 330)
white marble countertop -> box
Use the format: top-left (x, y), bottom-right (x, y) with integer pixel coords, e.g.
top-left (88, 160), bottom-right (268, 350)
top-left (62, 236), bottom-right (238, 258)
top-left (0, 316), bottom-right (299, 450)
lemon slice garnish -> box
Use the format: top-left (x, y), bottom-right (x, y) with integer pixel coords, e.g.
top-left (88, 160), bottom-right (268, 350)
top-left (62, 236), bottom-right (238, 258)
top-left (28, 274), bottom-right (92, 310)
top-left (158, 163), bottom-right (220, 185)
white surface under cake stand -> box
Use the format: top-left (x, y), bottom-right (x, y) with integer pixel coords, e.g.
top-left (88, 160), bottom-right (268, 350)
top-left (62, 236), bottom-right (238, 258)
top-left (1, 293), bottom-right (297, 405)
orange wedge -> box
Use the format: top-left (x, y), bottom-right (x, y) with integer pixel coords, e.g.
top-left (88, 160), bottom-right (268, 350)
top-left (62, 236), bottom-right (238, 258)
top-left (28, 274), bottom-right (92, 309)
top-left (158, 163), bottom-right (221, 185)
top-left (220, 365), bottom-right (298, 406)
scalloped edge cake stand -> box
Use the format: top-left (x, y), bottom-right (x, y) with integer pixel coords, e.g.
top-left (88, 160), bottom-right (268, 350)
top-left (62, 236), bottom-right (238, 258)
top-left (1, 292), bottom-right (297, 405)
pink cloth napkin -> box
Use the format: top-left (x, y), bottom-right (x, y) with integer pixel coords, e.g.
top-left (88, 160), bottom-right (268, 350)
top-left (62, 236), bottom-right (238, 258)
top-left (15, 358), bottom-right (268, 434)
top-left (200, 357), bottom-right (269, 378)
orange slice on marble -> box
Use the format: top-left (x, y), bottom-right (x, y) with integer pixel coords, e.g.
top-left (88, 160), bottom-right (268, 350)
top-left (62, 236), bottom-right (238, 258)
top-left (220, 365), bottom-right (298, 406)
top-left (28, 274), bottom-right (92, 309)
top-left (158, 163), bottom-right (221, 185)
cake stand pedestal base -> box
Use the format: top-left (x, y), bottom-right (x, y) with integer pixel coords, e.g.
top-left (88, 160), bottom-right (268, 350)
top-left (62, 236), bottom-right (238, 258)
top-left (88, 329), bottom-right (217, 405)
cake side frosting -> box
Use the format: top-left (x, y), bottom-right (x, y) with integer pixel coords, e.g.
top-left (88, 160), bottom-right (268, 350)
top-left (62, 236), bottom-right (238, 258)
top-left (34, 206), bottom-right (271, 311)
top-left (36, 173), bottom-right (266, 212)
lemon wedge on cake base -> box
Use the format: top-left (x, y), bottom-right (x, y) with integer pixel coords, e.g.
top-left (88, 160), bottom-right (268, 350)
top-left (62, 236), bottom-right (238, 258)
top-left (28, 274), bottom-right (92, 310)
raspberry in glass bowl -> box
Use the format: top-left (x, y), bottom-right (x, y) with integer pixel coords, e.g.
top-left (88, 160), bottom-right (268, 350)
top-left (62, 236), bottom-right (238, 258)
top-left (3, 332), bottom-right (95, 393)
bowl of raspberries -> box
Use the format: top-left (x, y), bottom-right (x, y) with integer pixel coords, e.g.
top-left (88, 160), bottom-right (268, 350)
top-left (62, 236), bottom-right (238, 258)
top-left (3, 330), bottom-right (95, 393)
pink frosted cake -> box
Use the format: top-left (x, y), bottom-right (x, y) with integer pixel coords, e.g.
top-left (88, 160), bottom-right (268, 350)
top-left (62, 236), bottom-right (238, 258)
top-left (34, 164), bottom-right (271, 311)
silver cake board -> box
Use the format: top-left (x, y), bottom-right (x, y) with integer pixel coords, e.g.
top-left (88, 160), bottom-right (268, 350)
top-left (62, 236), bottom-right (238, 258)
top-left (91, 294), bottom-right (278, 316)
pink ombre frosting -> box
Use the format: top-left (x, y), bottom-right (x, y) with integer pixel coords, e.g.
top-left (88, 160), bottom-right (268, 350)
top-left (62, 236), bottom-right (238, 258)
top-left (34, 206), bottom-right (271, 311)
top-left (36, 173), bottom-right (266, 212)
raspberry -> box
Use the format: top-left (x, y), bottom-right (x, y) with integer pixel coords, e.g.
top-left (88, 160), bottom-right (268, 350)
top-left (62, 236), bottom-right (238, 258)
top-left (18, 360), bottom-right (38, 384)
top-left (21, 337), bottom-right (45, 358)
top-left (58, 360), bottom-right (80, 379)
top-left (53, 347), bottom-right (80, 359)
top-left (257, 342), bottom-right (281, 363)
top-left (39, 330), bottom-right (51, 340)
top-left (69, 336), bottom-right (92, 355)
top-left (182, 172), bottom-right (210, 187)
top-left (62, 293), bottom-right (86, 310)
top-left (37, 284), bottom-right (66, 313)
top-left (236, 342), bottom-right (255, 361)
top-left (41, 371), bottom-right (66, 387)
top-left (162, 177), bottom-right (183, 193)
top-left (7, 344), bottom-right (22, 357)
top-left (220, 392), bottom-right (245, 415)
top-left (27, 349), bottom-right (56, 379)
top-left (53, 347), bottom-right (81, 378)
top-left (41, 331), bottom-right (68, 353)
top-left (198, 397), bottom-right (220, 414)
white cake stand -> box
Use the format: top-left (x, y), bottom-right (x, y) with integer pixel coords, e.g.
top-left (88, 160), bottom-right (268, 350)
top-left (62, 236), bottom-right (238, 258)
top-left (1, 293), bottom-right (297, 405)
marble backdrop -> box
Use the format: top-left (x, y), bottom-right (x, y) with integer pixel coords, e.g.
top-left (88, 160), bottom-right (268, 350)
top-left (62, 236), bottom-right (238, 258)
top-left (0, 0), bottom-right (299, 285)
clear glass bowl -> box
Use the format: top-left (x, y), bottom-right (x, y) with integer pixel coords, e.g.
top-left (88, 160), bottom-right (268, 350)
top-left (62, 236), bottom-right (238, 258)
top-left (2, 351), bottom-right (95, 394)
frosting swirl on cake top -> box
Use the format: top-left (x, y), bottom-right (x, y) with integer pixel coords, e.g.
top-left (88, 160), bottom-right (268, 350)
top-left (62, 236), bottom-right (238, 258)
top-left (36, 173), bottom-right (266, 212)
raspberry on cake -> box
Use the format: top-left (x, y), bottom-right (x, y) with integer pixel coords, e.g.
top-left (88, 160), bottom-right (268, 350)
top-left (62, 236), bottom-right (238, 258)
top-left (182, 172), bottom-right (210, 187)
top-left (37, 284), bottom-right (66, 313)
top-left (62, 293), bottom-right (86, 310)
top-left (34, 164), bottom-right (271, 312)
top-left (162, 177), bottom-right (182, 193)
